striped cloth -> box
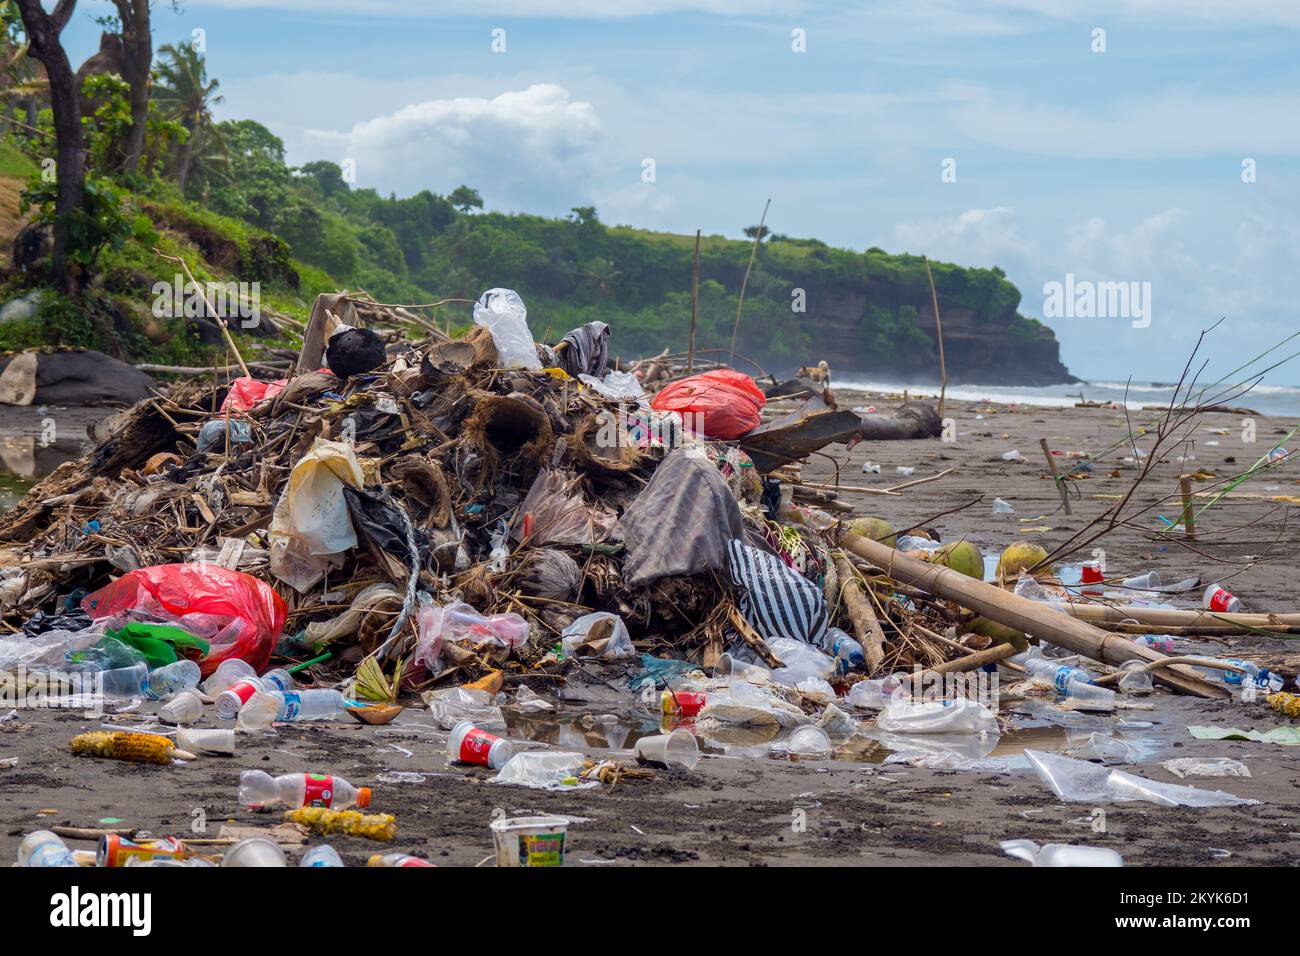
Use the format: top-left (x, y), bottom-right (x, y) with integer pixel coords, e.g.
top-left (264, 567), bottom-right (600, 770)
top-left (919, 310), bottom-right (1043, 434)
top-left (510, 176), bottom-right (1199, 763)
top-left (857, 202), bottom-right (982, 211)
top-left (726, 539), bottom-right (827, 645)
top-left (558, 321), bottom-right (610, 378)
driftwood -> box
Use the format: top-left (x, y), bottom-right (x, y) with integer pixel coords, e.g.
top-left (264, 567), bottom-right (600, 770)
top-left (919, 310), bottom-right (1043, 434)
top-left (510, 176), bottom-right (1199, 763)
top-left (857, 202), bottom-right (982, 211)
top-left (1062, 603), bottom-right (1300, 634)
top-left (822, 524), bottom-right (1229, 699)
top-left (833, 554), bottom-right (886, 673)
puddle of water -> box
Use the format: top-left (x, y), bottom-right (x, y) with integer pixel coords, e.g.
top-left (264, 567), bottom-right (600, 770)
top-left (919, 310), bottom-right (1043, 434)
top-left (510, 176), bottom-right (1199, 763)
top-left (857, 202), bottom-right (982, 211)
top-left (0, 435), bottom-right (84, 509)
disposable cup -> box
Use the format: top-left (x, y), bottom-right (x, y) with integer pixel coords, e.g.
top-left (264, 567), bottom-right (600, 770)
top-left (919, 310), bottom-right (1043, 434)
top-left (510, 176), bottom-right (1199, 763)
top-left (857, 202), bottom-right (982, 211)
top-left (489, 816), bottom-right (569, 868)
top-left (714, 653), bottom-right (771, 684)
top-left (222, 837), bottom-right (286, 867)
top-left (634, 728), bottom-right (699, 770)
top-left (784, 724), bottom-right (832, 757)
top-left (176, 727), bottom-right (236, 756)
top-left (158, 689), bottom-right (204, 724)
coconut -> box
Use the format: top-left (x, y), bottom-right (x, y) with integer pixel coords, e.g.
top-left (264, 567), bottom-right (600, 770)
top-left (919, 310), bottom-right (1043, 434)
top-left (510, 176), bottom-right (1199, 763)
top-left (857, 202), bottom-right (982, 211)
top-left (996, 540), bottom-right (1048, 578)
top-left (966, 617), bottom-right (1029, 653)
top-left (932, 540), bottom-right (983, 579)
top-left (847, 516), bottom-right (896, 549)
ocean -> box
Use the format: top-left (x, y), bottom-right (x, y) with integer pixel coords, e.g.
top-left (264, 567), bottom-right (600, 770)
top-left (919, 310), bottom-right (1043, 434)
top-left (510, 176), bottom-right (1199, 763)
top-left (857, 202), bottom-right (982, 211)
top-left (831, 377), bottom-right (1300, 419)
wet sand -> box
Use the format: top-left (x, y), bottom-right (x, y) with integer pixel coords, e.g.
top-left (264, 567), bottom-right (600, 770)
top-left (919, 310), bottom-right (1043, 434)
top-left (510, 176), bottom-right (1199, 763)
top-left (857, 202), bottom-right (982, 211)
top-left (0, 393), bottom-right (1297, 866)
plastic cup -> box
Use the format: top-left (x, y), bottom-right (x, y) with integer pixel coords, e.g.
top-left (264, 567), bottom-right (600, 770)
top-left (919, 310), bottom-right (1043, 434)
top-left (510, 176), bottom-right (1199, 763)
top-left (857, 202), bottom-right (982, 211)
top-left (176, 727), bottom-right (235, 756)
top-left (634, 728), bottom-right (699, 770)
top-left (97, 662), bottom-right (148, 699)
top-left (714, 653), bottom-right (771, 684)
top-left (222, 837), bottom-right (286, 867)
top-left (447, 720), bottom-right (513, 769)
top-left (489, 816), bottom-right (569, 868)
top-left (201, 658), bottom-right (256, 696)
top-left (784, 725), bottom-right (832, 757)
top-left (158, 688), bottom-right (204, 725)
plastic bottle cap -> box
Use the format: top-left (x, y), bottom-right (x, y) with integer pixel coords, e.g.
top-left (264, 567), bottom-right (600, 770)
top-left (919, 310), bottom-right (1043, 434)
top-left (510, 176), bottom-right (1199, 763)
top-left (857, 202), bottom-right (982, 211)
top-left (356, 787), bottom-right (372, 808)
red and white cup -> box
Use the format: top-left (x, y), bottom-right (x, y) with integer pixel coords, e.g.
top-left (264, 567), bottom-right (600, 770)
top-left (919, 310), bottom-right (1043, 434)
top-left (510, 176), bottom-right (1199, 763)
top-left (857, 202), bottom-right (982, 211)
top-left (216, 677), bottom-right (265, 719)
top-left (1081, 561), bottom-right (1104, 598)
top-left (447, 720), bottom-right (513, 769)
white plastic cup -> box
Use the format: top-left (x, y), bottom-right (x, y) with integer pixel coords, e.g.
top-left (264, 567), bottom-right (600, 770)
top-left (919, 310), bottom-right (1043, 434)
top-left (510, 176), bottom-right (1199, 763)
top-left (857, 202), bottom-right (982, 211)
top-left (176, 727), bottom-right (235, 756)
top-left (158, 688), bottom-right (204, 725)
top-left (222, 837), bottom-right (286, 867)
top-left (489, 816), bottom-right (569, 868)
top-left (201, 658), bottom-right (256, 696)
top-left (216, 677), bottom-right (265, 720)
top-left (447, 720), bottom-right (514, 769)
top-left (633, 728), bottom-right (699, 770)
top-left (714, 653), bottom-right (771, 684)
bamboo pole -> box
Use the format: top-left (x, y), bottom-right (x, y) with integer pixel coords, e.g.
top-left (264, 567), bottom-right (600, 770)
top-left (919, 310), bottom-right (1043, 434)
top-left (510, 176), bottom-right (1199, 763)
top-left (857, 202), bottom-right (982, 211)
top-left (1061, 602), bottom-right (1300, 631)
top-left (729, 198), bottom-right (770, 364)
top-left (1040, 438), bottom-right (1072, 515)
top-left (833, 554), bottom-right (886, 673)
top-left (1178, 475), bottom-right (1196, 539)
top-left (906, 642), bottom-right (1018, 691)
top-left (688, 229), bottom-right (701, 373)
top-left (923, 256), bottom-right (947, 420)
top-left (808, 520), bottom-right (1228, 698)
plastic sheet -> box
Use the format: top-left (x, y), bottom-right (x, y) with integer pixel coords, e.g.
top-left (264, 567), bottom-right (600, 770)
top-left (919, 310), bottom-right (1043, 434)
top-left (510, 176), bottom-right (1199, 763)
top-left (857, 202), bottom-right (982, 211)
top-left (560, 612), bottom-right (635, 660)
top-left (220, 376), bottom-right (286, 413)
top-left (650, 369), bottom-right (766, 440)
top-left (1162, 757), bottom-right (1251, 779)
top-left (82, 565), bottom-right (286, 676)
top-left (876, 698), bottom-right (999, 735)
top-left (268, 438), bottom-right (365, 593)
top-left (493, 751), bottom-right (596, 790)
top-left (1024, 749), bottom-right (1256, 807)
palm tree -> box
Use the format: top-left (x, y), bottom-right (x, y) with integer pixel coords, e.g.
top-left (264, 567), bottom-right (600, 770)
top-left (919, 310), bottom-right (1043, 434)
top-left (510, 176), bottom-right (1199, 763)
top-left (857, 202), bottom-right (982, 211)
top-left (153, 41), bottom-right (223, 193)
top-left (580, 256), bottom-right (619, 299)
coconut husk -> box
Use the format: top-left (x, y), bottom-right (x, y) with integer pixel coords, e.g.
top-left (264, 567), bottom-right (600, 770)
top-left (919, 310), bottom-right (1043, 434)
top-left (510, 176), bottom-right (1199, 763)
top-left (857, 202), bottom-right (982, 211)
top-left (460, 391), bottom-right (554, 488)
top-left (390, 455), bottom-right (452, 528)
top-left (569, 412), bottom-right (643, 481)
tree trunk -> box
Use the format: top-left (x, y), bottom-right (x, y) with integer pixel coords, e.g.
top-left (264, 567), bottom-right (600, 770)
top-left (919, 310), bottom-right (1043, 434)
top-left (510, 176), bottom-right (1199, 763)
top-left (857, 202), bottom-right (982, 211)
top-left (176, 117), bottom-right (195, 193)
top-left (15, 0), bottom-right (84, 296)
top-left (114, 0), bottom-right (151, 174)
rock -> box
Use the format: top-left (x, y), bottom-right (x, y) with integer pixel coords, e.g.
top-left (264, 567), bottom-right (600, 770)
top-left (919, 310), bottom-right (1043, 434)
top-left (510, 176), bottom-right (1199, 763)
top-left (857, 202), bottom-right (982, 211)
top-left (0, 290), bottom-right (42, 325)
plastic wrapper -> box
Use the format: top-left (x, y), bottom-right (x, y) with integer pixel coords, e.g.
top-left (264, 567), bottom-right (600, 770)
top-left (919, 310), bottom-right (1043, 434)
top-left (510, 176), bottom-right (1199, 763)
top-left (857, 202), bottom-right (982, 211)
top-left (0, 623), bottom-right (106, 670)
top-left (509, 468), bottom-right (616, 546)
top-left (493, 751), bottom-right (596, 791)
top-left (560, 612), bottom-right (635, 660)
top-left (422, 686), bottom-right (505, 731)
top-left (650, 369), bottom-right (766, 440)
top-left (1161, 757), bottom-right (1251, 779)
top-left (220, 376), bottom-right (287, 413)
top-left (442, 600), bottom-right (529, 650)
top-left (1025, 749), bottom-right (1256, 807)
top-left (876, 697), bottom-right (999, 735)
top-left (473, 288), bottom-right (541, 370)
top-left (847, 674), bottom-right (907, 710)
top-left (82, 564), bottom-right (286, 676)
top-left (579, 370), bottom-right (646, 404)
top-left (413, 600), bottom-right (444, 673)
top-left (268, 438), bottom-right (365, 593)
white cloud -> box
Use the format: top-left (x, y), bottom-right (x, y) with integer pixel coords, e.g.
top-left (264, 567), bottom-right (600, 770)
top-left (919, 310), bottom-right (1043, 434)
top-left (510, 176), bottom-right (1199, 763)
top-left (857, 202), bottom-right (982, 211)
top-left (306, 84), bottom-right (602, 211)
top-left (190, 0), bottom-right (801, 17)
top-left (892, 207), bottom-right (1037, 271)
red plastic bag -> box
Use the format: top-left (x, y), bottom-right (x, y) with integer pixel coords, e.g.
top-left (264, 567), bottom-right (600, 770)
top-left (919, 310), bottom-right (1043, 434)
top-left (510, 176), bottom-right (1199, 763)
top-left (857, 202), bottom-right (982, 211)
top-left (650, 370), bottom-right (766, 440)
top-left (221, 376), bottom-right (287, 414)
top-left (82, 565), bottom-right (287, 676)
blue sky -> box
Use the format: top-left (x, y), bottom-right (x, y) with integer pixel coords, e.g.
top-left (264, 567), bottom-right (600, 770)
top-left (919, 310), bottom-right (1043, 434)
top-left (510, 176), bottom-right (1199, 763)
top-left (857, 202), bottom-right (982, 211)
top-left (61, 0), bottom-right (1300, 383)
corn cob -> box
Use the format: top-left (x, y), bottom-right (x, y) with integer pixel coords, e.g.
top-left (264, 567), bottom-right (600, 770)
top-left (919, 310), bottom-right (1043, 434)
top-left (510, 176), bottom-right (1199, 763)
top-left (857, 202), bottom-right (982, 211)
top-left (70, 731), bottom-right (180, 765)
top-left (283, 806), bottom-right (396, 841)
top-left (1267, 692), bottom-right (1300, 718)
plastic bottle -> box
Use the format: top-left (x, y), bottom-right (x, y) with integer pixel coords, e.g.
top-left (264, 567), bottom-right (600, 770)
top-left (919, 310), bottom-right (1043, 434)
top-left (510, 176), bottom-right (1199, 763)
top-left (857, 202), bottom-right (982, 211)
top-left (1203, 584), bottom-right (1242, 613)
top-left (146, 659), bottom-right (201, 700)
top-left (368, 853), bottom-right (435, 867)
top-left (260, 667), bottom-right (295, 693)
top-left (237, 688), bottom-right (348, 730)
top-left (238, 770), bottom-right (372, 810)
top-left (1222, 660), bottom-right (1283, 692)
top-left (1132, 634), bottom-right (1175, 654)
top-left (216, 676), bottom-right (266, 719)
top-left (820, 626), bottom-right (866, 670)
top-left (1021, 656), bottom-right (1096, 692)
top-left (447, 720), bottom-right (513, 769)
top-left (97, 662), bottom-right (149, 698)
top-left (300, 845), bottom-right (345, 867)
top-left (158, 688), bottom-right (204, 724)
top-left (201, 657), bottom-right (256, 696)
top-left (18, 830), bottom-right (78, 867)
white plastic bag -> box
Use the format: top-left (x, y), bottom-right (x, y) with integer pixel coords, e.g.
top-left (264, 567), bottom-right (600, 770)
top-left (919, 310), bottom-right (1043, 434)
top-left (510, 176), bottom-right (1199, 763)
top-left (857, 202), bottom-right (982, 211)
top-left (579, 370), bottom-right (646, 404)
top-left (560, 612), bottom-right (635, 660)
top-left (268, 438), bottom-right (364, 592)
top-left (767, 637), bottom-right (836, 687)
top-left (493, 751), bottom-right (595, 790)
top-left (473, 288), bottom-right (541, 370)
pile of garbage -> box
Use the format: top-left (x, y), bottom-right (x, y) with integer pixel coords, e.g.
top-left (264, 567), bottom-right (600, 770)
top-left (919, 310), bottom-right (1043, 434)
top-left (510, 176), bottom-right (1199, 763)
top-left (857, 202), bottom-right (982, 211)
top-left (1, 287), bottom-right (1292, 867)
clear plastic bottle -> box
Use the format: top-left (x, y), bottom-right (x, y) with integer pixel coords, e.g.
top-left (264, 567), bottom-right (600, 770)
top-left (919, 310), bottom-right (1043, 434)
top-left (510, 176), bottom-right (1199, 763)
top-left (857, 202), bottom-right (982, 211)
top-left (216, 676), bottom-right (265, 719)
top-left (18, 830), bottom-right (78, 867)
top-left (368, 853), bottom-right (435, 867)
top-left (1021, 656), bottom-right (1096, 693)
top-left (300, 845), bottom-right (345, 867)
top-left (146, 659), bottom-right (201, 700)
top-left (237, 688), bottom-right (347, 730)
top-left (1132, 634), bottom-right (1175, 653)
top-left (1203, 584), bottom-right (1242, 613)
top-left (260, 668), bottom-right (294, 693)
top-left (238, 770), bottom-right (372, 810)
top-left (201, 657), bottom-right (256, 696)
top-left (820, 626), bottom-right (866, 670)
top-left (97, 662), bottom-right (149, 698)
top-left (1222, 659), bottom-right (1283, 692)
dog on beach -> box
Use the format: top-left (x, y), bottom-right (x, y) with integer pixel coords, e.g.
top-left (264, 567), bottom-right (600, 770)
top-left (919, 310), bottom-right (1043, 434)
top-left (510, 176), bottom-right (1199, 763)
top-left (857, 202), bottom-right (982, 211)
top-left (796, 360), bottom-right (831, 386)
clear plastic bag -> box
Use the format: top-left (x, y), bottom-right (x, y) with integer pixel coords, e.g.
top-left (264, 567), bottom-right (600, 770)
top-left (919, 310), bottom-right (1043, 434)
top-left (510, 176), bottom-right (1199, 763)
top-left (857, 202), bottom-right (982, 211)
top-left (876, 697), bottom-right (998, 735)
top-left (767, 637), bottom-right (836, 687)
top-left (493, 751), bottom-right (596, 790)
top-left (1025, 749), bottom-right (1256, 806)
top-left (579, 370), bottom-right (645, 404)
top-left (473, 288), bottom-right (541, 370)
top-left (442, 600), bottom-right (529, 650)
top-left (560, 612), bottom-right (635, 660)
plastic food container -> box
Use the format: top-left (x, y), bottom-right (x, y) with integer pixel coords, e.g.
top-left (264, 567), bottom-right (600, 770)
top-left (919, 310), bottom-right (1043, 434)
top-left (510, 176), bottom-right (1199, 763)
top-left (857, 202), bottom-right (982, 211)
top-left (489, 816), bottom-right (569, 867)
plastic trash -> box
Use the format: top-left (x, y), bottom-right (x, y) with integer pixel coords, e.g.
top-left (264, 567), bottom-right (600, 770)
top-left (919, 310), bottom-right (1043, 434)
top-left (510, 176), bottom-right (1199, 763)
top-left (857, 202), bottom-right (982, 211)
top-left (217, 677), bottom-right (266, 719)
top-left (992, 497), bottom-right (1015, 514)
top-left (239, 770), bottom-right (372, 810)
top-left (1221, 659), bottom-right (1283, 692)
top-left (634, 728), bottom-right (700, 770)
top-left (876, 697), bottom-right (998, 735)
top-left (176, 727), bottom-right (235, 756)
top-left (1001, 449), bottom-right (1025, 461)
top-left (896, 535), bottom-right (941, 554)
top-left (195, 418), bottom-right (254, 453)
top-left (201, 657), bottom-right (256, 696)
top-left (238, 688), bottom-right (347, 729)
top-left (895, 466), bottom-right (915, 477)
top-left (223, 837), bottom-right (287, 867)
top-left (368, 853), bottom-right (435, 867)
top-left (1203, 583), bottom-right (1242, 613)
top-left (862, 462), bottom-right (881, 474)
top-left (847, 674), bottom-right (907, 710)
top-left (650, 369), bottom-right (766, 440)
top-left (97, 662), bottom-right (149, 699)
top-left (424, 686), bottom-right (505, 731)
top-left (413, 598), bottom-right (444, 673)
top-left (1121, 571), bottom-right (1161, 591)
top-left (1001, 839), bottom-right (1123, 867)
top-left (1024, 749), bottom-right (1256, 807)
top-left (578, 370), bottom-right (645, 404)
top-left (1116, 661), bottom-right (1154, 695)
top-left (18, 830), bottom-right (78, 867)
top-left (473, 288), bottom-right (541, 370)
top-left (490, 816), bottom-right (568, 868)
top-left (767, 637), bottom-right (836, 687)
top-left (493, 751), bottom-right (595, 790)
top-left (441, 600), bottom-right (529, 650)
top-left (300, 845), bottom-right (344, 867)
top-left (83, 564), bottom-right (287, 677)
top-left (1162, 757), bottom-right (1251, 779)
top-left (818, 626), bottom-right (865, 671)
top-left (268, 438), bottom-right (366, 594)
top-left (146, 659), bottom-right (201, 700)
top-left (1131, 634), bottom-right (1174, 654)
top-left (713, 652), bottom-right (771, 684)
top-left (780, 724), bottom-right (832, 757)
top-left (560, 612), bottom-right (635, 660)
top-left (158, 688), bottom-right (204, 725)
top-left (260, 667), bottom-right (294, 693)
top-left (448, 719), bottom-right (514, 769)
